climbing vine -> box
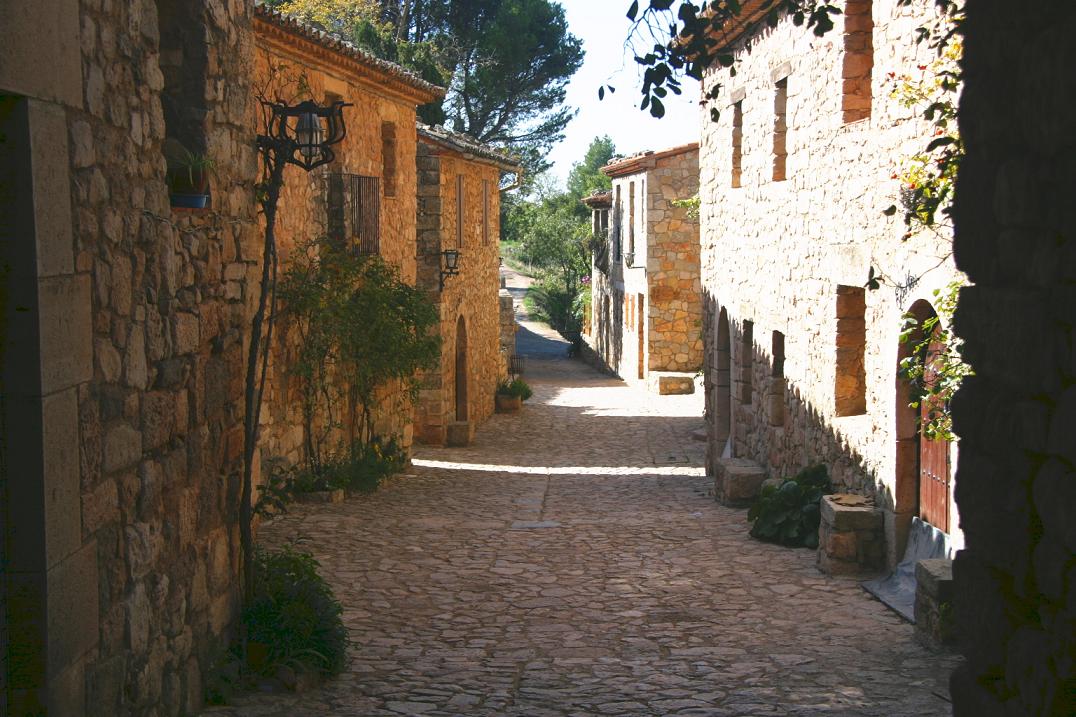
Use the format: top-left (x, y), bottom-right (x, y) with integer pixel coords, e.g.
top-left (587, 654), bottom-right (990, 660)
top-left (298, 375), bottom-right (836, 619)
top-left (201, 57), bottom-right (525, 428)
top-left (897, 281), bottom-right (971, 441)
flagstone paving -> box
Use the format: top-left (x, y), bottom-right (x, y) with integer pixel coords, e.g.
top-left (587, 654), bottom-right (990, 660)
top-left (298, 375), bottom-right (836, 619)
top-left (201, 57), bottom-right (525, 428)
top-left (204, 340), bottom-right (959, 716)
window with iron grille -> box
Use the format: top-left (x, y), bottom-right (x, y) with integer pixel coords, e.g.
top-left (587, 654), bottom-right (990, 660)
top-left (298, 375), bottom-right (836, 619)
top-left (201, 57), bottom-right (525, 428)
top-left (327, 173), bottom-right (380, 254)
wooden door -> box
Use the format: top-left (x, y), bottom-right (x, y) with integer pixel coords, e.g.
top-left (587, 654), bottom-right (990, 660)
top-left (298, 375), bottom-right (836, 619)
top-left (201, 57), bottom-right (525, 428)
top-left (918, 326), bottom-right (951, 532)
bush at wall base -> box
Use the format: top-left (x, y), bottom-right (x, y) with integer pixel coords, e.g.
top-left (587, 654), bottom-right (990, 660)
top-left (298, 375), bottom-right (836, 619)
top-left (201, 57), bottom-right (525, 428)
top-left (243, 546), bottom-right (349, 678)
top-left (747, 464), bottom-right (832, 549)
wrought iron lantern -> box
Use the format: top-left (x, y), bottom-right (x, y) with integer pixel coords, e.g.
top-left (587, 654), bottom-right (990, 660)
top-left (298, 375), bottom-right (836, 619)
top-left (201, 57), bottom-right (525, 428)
top-left (440, 249), bottom-right (461, 290)
top-left (260, 99), bottom-right (351, 171)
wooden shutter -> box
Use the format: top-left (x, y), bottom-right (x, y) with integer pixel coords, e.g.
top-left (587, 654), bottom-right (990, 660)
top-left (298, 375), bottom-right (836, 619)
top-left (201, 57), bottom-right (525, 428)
top-left (328, 172), bottom-right (346, 242)
top-left (351, 174), bottom-right (380, 255)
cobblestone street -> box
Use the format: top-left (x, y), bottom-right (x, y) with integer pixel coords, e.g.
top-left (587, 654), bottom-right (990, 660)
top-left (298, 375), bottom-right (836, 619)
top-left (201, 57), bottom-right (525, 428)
top-left (206, 296), bottom-right (958, 716)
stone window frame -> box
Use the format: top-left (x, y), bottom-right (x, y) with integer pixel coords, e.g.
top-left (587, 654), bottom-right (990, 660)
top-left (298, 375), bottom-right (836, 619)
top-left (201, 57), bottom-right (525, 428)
top-left (771, 65), bottom-right (790, 182)
top-left (841, 0), bottom-right (874, 124)
top-left (628, 180), bottom-right (636, 263)
top-left (740, 319), bottom-right (754, 405)
top-left (834, 284), bottom-right (867, 416)
top-left (455, 173), bottom-right (464, 248)
top-left (731, 89), bottom-right (745, 188)
top-left (381, 121), bottom-right (398, 197)
top-left (613, 184), bottom-right (622, 261)
top-left (482, 178), bottom-right (490, 244)
top-left (769, 330), bottom-right (786, 427)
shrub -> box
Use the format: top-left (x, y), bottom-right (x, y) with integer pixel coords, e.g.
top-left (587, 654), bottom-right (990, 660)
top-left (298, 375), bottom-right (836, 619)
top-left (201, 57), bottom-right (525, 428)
top-left (283, 436), bottom-right (407, 496)
top-left (747, 464), bottom-right (831, 548)
top-left (496, 378), bottom-right (533, 401)
top-left (243, 546), bottom-right (349, 678)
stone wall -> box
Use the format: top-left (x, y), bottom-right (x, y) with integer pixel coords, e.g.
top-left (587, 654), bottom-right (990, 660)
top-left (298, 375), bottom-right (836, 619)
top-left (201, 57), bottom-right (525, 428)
top-left (949, 2), bottom-right (1076, 714)
top-left (645, 150), bottom-right (702, 373)
top-left (414, 139), bottom-right (508, 445)
top-left (0, 2), bottom-right (441, 713)
top-left (699, 0), bottom-right (964, 569)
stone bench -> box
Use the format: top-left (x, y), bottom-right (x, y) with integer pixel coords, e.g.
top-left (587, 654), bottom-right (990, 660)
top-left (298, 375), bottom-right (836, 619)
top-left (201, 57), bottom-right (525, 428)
top-left (915, 558), bottom-right (956, 648)
top-left (647, 371), bottom-right (697, 395)
top-left (817, 494), bottom-right (884, 575)
top-left (714, 457), bottom-right (767, 507)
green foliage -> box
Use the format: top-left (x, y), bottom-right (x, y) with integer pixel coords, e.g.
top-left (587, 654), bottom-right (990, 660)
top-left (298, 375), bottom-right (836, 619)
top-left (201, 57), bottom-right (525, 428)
top-left (672, 194), bottom-right (700, 220)
top-left (887, 25), bottom-right (963, 235)
top-left (278, 239), bottom-right (440, 458)
top-left (286, 436), bottom-right (407, 495)
top-left (525, 277), bottom-right (583, 334)
top-left (496, 378), bottom-right (533, 400)
top-left (272, 0), bottom-right (583, 170)
top-left (747, 465), bottom-right (831, 549)
top-left (897, 281), bottom-right (971, 442)
top-left (566, 136), bottom-right (616, 201)
top-left (243, 545), bottom-right (350, 677)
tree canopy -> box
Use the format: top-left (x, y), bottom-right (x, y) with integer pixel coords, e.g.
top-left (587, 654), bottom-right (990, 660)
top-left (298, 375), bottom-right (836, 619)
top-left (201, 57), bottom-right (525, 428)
top-left (566, 135), bottom-right (616, 205)
top-left (269, 0), bottom-right (584, 174)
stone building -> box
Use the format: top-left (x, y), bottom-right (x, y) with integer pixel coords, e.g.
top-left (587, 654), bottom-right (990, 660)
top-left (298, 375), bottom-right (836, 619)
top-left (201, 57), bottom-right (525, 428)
top-left (253, 7), bottom-right (444, 464)
top-left (413, 124), bottom-right (520, 447)
top-left (697, 0), bottom-right (964, 569)
top-left (949, 2), bottom-right (1075, 714)
top-left (583, 144), bottom-right (702, 394)
top-left (0, 2), bottom-right (444, 714)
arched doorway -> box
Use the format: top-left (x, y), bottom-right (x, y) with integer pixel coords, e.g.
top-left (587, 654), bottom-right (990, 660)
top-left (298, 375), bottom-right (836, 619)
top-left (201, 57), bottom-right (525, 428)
top-left (455, 315), bottom-right (468, 422)
top-left (714, 307), bottom-right (732, 456)
top-left (894, 300), bottom-right (952, 553)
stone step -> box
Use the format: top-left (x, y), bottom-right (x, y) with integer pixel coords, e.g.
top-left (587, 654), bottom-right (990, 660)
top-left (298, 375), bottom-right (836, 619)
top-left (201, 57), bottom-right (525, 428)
top-left (714, 457), bottom-right (767, 507)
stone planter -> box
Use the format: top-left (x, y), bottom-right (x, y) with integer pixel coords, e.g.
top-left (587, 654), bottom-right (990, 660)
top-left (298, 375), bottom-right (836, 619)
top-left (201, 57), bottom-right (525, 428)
top-left (495, 394), bottom-right (522, 413)
top-left (817, 494), bottom-right (884, 575)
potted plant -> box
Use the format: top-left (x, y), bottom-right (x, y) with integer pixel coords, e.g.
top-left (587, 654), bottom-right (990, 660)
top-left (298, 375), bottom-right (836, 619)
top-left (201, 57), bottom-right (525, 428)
top-left (495, 378), bottom-right (532, 413)
top-left (164, 138), bottom-right (215, 209)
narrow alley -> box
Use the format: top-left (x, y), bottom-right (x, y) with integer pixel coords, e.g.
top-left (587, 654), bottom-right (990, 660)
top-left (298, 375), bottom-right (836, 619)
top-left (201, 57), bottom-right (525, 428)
top-left (205, 271), bottom-right (958, 717)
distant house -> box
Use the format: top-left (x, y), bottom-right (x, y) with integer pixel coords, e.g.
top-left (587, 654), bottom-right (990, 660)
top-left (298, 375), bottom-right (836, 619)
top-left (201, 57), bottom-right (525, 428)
top-left (582, 144), bottom-right (702, 394)
top-left (413, 124), bottom-right (521, 447)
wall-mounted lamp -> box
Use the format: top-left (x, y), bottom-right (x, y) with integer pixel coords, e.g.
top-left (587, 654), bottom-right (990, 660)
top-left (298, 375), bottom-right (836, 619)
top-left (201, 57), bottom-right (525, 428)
top-left (440, 249), bottom-right (461, 290)
top-left (258, 99), bottom-right (351, 171)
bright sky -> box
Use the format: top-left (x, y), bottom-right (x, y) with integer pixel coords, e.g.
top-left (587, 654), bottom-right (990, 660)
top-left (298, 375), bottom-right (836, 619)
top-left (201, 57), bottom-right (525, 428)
top-left (545, 0), bottom-right (701, 187)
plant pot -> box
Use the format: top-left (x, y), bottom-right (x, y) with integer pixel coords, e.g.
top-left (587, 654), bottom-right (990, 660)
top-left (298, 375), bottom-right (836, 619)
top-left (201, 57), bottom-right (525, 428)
top-left (170, 193), bottom-right (209, 209)
top-left (495, 394), bottom-right (522, 413)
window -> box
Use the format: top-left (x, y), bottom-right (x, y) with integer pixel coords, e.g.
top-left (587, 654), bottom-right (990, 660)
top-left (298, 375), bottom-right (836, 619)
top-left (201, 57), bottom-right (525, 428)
top-left (842, 0), bottom-right (874, 123)
top-left (484, 177), bottom-right (492, 243)
top-left (327, 173), bottom-right (380, 254)
top-left (456, 174), bottom-right (464, 248)
top-left (773, 78), bottom-right (788, 182)
top-left (732, 100), bottom-right (743, 188)
top-left (381, 121), bottom-right (397, 196)
top-left (770, 330), bottom-right (786, 426)
top-left (741, 320), bottom-right (754, 404)
top-left (613, 185), bottom-right (622, 260)
top-left (772, 331), bottom-right (785, 378)
top-left (628, 181), bottom-right (636, 261)
top-left (158, 0), bottom-right (208, 155)
top-left (835, 285), bottom-right (867, 416)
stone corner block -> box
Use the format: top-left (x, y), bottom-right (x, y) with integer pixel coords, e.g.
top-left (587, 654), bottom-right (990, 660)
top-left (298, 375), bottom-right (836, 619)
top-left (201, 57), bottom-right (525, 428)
top-left (648, 371), bottom-right (696, 395)
top-left (446, 421), bottom-right (472, 447)
top-left (915, 558), bottom-right (956, 649)
top-left (714, 457), bottom-right (766, 507)
top-left (817, 494), bottom-right (885, 576)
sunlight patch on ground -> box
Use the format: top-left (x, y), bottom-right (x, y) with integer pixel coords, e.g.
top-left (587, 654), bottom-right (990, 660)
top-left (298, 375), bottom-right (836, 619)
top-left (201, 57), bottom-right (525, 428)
top-left (412, 458), bottom-right (705, 477)
top-left (545, 385), bottom-right (705, 419)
